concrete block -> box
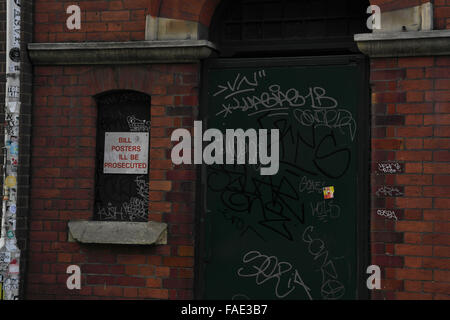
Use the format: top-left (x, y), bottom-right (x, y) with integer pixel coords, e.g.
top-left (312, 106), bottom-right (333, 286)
top-left (421, 2), bottom-right (433, 31)
top-left (145, 16), bottom-right (208, 41)
top-left (374, 2), bottom-right (433, 33)
top-left (375, 5), bottom-right (421, 32)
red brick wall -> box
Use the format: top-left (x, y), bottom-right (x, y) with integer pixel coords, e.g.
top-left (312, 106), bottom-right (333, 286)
top-left (371, 0), bottom-right (431, 11)
top-left (34, 0), bottom-right (223, 42)
top-left (27, 64), bottom-right (199, 299)
top-left (35, 0), bottom-right (152, 42)
top-left (371, 56), bottom-right (450, 300)
top-left (434, 0), bottom-right (450, 29)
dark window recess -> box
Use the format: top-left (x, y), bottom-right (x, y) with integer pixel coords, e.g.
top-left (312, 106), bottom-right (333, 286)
top-left (210, 0), bottom-right (370, 57)
top-left (93, 90), bottom-right (151, 222)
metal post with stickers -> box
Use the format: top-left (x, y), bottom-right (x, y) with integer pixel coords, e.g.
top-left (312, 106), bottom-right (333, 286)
top-left (0, 0), bottom-right (21, 300)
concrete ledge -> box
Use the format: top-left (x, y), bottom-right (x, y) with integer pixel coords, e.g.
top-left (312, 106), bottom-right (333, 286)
top-left (28, 40), bottom-right (218, 65)
top-left (68, 221), bottom-right (167, 245)
top-left (354, 30), bottom-right (450, 57)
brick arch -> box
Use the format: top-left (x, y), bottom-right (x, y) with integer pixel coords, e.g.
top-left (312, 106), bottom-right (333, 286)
top-left (156, 0), bottom-right (221, 26)
top-left (198, 0), bottom-right (222, 27)
top-left (369, 0), bottom-right (425, 12)
top-left (156, 0), bottom-right (414, 28)
top-left (86, 66), bottom-right (156, 97)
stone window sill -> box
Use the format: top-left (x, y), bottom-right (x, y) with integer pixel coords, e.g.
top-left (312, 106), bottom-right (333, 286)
top-left (68, 221), bottom-right (167, 245)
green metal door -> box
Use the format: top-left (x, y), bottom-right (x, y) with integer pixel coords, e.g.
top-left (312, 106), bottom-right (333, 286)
top-left (197, 56), bottom-right (369, 300)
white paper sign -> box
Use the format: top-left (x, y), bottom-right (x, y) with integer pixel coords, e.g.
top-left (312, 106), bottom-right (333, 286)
top-left (103, 132), bottom-right (149, 174)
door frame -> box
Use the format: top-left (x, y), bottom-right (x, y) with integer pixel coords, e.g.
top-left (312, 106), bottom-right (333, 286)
top-left (194, 55), bottom-right (371, 300)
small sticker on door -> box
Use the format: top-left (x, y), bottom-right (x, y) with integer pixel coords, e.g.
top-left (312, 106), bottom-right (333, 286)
top-left (323, 186), bottom-right (335, 199)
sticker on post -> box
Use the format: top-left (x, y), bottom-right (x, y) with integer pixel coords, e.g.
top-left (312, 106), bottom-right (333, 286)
top-left (8, 204), bottom-right (16, 214)
top-left (7, 102), bottom-right (19, 113)
top-left (5, 176), bottom-right (17, 188)
top-left (9, 260), bottom-right (19, 274)
top-left (5, 240), bottom-right (16, 251)
top-left (323, 186), bottom-right (335, 200)
top-left (0, 252), bottom-right (12, 264)
top-left (7, 86), bottom-right (19, 98)
top-left (9, 47), bottom-right (20, 63)
top-left (10, 142), bottom-right (19, 155)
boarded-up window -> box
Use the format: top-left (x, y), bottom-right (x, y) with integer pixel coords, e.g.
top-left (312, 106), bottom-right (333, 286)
top-left (94, 90), bottom-right (151, 222)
